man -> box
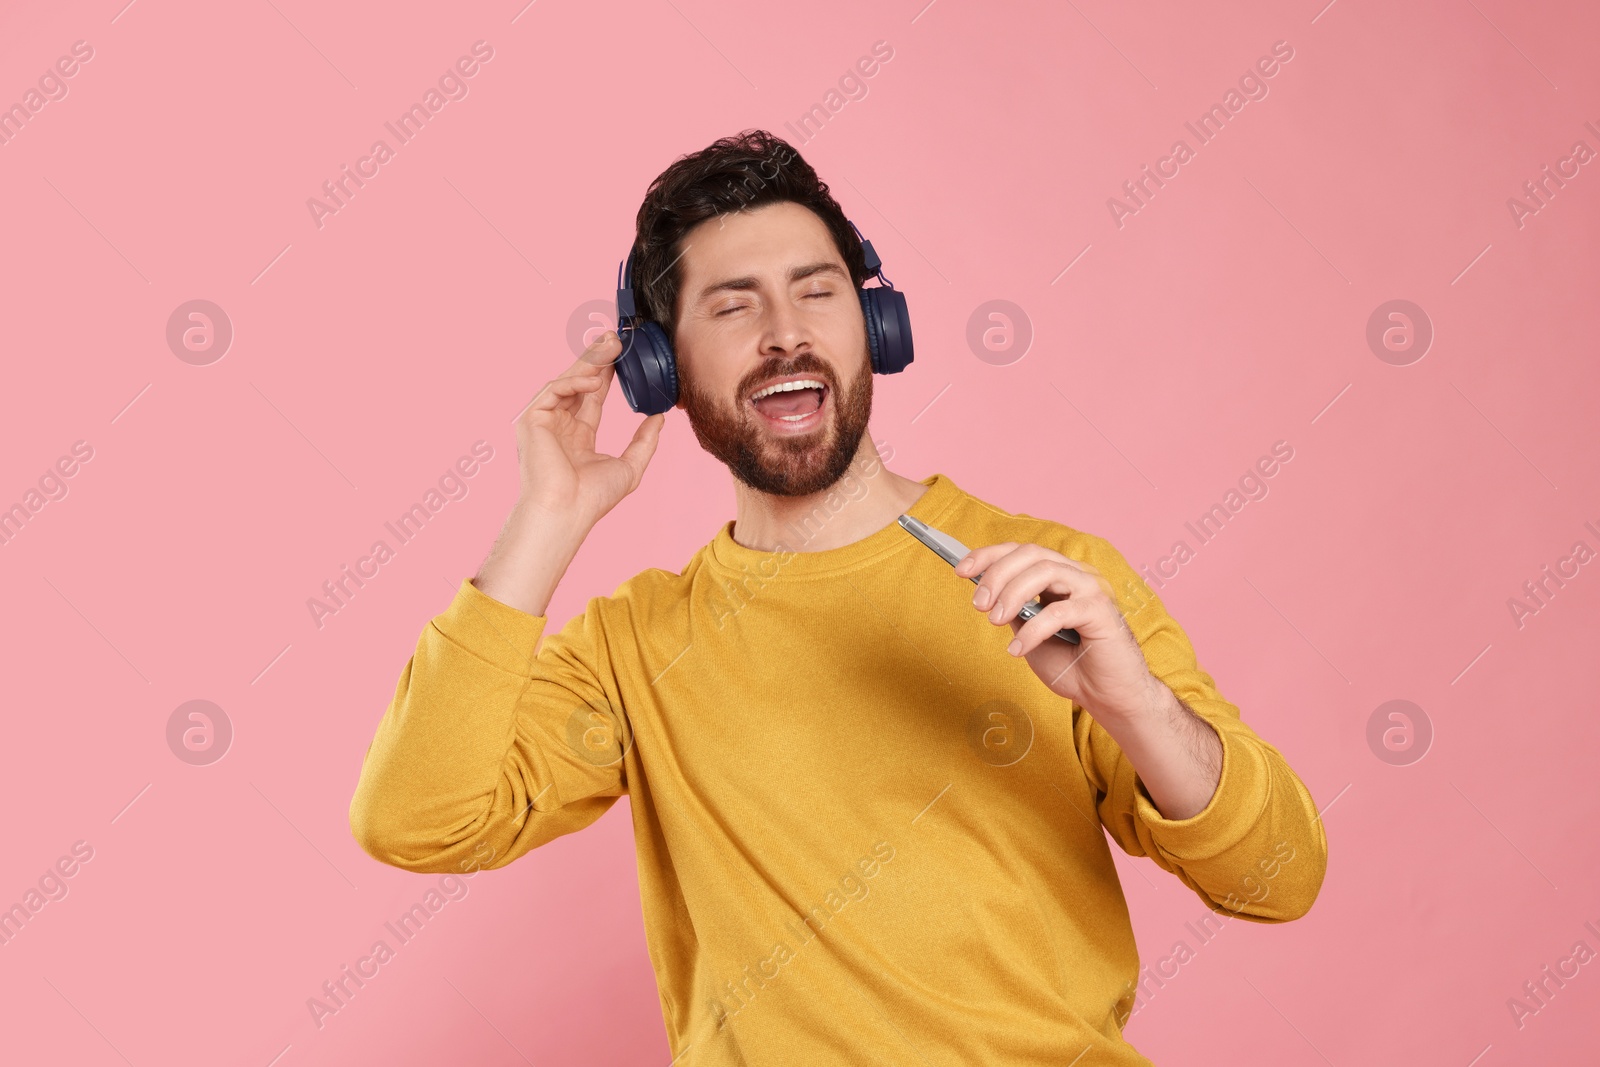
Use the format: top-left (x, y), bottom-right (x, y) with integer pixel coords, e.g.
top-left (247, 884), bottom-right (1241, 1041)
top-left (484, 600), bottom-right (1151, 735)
top-left (349, 129), bottom-right (1327, 1065)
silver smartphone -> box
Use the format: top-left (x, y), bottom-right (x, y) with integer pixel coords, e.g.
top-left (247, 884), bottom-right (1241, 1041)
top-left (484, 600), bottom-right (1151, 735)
top-left (898, 514), bottom-right (1082, 645)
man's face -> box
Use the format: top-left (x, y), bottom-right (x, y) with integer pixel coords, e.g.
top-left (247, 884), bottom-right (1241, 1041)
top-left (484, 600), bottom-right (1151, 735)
top-left (671, 201), bottom-right (873, 497)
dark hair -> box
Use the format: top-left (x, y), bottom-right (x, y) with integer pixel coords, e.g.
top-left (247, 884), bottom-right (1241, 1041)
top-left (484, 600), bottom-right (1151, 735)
top-left (629, 129), bottom-right (868, 340)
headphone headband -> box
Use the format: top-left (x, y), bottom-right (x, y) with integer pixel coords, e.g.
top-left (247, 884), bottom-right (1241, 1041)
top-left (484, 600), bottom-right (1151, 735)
top-left (617, 249), bottom-right (640, 321)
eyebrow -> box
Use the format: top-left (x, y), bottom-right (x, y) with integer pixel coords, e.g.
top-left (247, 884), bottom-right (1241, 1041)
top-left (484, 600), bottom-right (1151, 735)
top-left (692, 261), bottom-right (848, 305)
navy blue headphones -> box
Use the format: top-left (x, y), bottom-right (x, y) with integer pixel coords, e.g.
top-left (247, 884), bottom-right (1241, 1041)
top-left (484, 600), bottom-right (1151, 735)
top-left (611, 219), bottom-right (913, 415)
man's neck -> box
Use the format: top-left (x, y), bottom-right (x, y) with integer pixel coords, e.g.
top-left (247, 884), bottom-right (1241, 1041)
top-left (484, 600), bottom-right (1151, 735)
top-left (728, 437), bottom-right (928, 553)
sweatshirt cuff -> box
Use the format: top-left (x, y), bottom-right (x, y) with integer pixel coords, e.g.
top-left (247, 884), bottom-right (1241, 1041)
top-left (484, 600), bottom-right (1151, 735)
top-left (1133, 719), bottom-right (1268, 862)
top-left (433, 578), bottom-right (549, 677)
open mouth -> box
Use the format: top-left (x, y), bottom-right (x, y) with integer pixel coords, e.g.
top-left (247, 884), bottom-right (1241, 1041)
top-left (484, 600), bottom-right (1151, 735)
top-left (748, 377), bottom-right (829, 433)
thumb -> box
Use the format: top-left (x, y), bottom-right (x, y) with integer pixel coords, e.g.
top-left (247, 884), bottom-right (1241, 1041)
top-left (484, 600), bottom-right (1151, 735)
top-left (619, 411), bottom-right (666, 483)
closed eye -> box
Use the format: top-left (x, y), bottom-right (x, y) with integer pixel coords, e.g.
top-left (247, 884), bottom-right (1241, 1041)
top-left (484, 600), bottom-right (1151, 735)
top-left (718, 292), bottom-right (829, 315)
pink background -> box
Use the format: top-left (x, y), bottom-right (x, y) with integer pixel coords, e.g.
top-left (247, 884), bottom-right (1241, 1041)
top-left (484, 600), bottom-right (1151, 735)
top-left (2, 0), bottom-right (1597, 1063)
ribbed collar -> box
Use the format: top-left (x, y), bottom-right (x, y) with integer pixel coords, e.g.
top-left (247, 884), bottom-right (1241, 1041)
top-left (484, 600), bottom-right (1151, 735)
top-left (704, 472), bottom-right (964, 581)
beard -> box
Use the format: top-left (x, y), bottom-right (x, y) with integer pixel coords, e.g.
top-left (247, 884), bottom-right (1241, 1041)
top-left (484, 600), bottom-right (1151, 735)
top-left (678, 346), bottom-right (874, 497)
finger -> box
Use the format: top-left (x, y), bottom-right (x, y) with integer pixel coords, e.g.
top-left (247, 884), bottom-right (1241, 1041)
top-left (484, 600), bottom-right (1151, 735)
top-left (570, 348), bottom-right (618, 427)
top-left (956, 541), bottom-right (1090, 580)
top-left (986, 558), bottom-right (1096, 628)
top-left (1009, 598), bottom-right (1091, 658)
top-left (518, 375), bottom-right (604, 425)
top-left (961, 543), bottom-right (1054, 611)
top-left (953, 541), bottom-right (1018, 580)
top-left (524, 373), bottom-right (605, 416)
top-left (542, 335), bottom-right (622, 401)
top-left (958, 543), bottom-right (1090, 616)
top-left (985, 557), bottom-right (1069, 625)
top-left (530, 335), bottom-right (624, 436)
top-left (953, 543), bottom-right (1021, 602)
top-left (576, 330), bottom-right (625, 371)
top-left (618, 412), bottom-right (667, 487)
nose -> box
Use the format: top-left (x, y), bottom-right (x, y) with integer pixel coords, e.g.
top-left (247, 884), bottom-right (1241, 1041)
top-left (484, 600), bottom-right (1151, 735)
top-left (759, 292), bottom-right (812, 358)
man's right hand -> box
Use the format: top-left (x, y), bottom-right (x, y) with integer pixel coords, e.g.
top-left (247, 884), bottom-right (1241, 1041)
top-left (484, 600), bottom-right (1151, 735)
top-left (473, 332), bottom-right (667, 617)
top-left (514, 331), bottom-right (667, 528)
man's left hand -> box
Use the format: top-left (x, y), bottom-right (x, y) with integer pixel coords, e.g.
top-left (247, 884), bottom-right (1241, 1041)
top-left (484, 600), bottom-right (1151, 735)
top-left (957, 542), bottom-right (1160, 721)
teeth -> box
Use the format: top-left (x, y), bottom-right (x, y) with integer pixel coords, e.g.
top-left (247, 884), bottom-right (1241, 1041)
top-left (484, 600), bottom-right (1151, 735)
top-left (751, 378), bottom-right (826, 401)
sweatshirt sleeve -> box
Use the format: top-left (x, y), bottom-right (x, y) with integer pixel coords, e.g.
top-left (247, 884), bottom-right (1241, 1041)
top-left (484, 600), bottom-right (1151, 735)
top-left (348, 577), bottom-right (632, 876)
top-left (1064, 532), bottom-right (1329, 923)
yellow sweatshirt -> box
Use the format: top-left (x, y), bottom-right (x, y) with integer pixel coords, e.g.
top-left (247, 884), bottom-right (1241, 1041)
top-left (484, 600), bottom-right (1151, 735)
top-left (349, 471), bottom-right (1328, 1066)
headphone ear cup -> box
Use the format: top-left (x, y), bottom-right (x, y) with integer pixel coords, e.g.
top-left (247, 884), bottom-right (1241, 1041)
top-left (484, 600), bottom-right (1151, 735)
top-left (858, 288), bottom-right (884, 372)
top-left (614, 320), bottom-right (679, 415)
top-left (860, 286), bottom-right (914, 375)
